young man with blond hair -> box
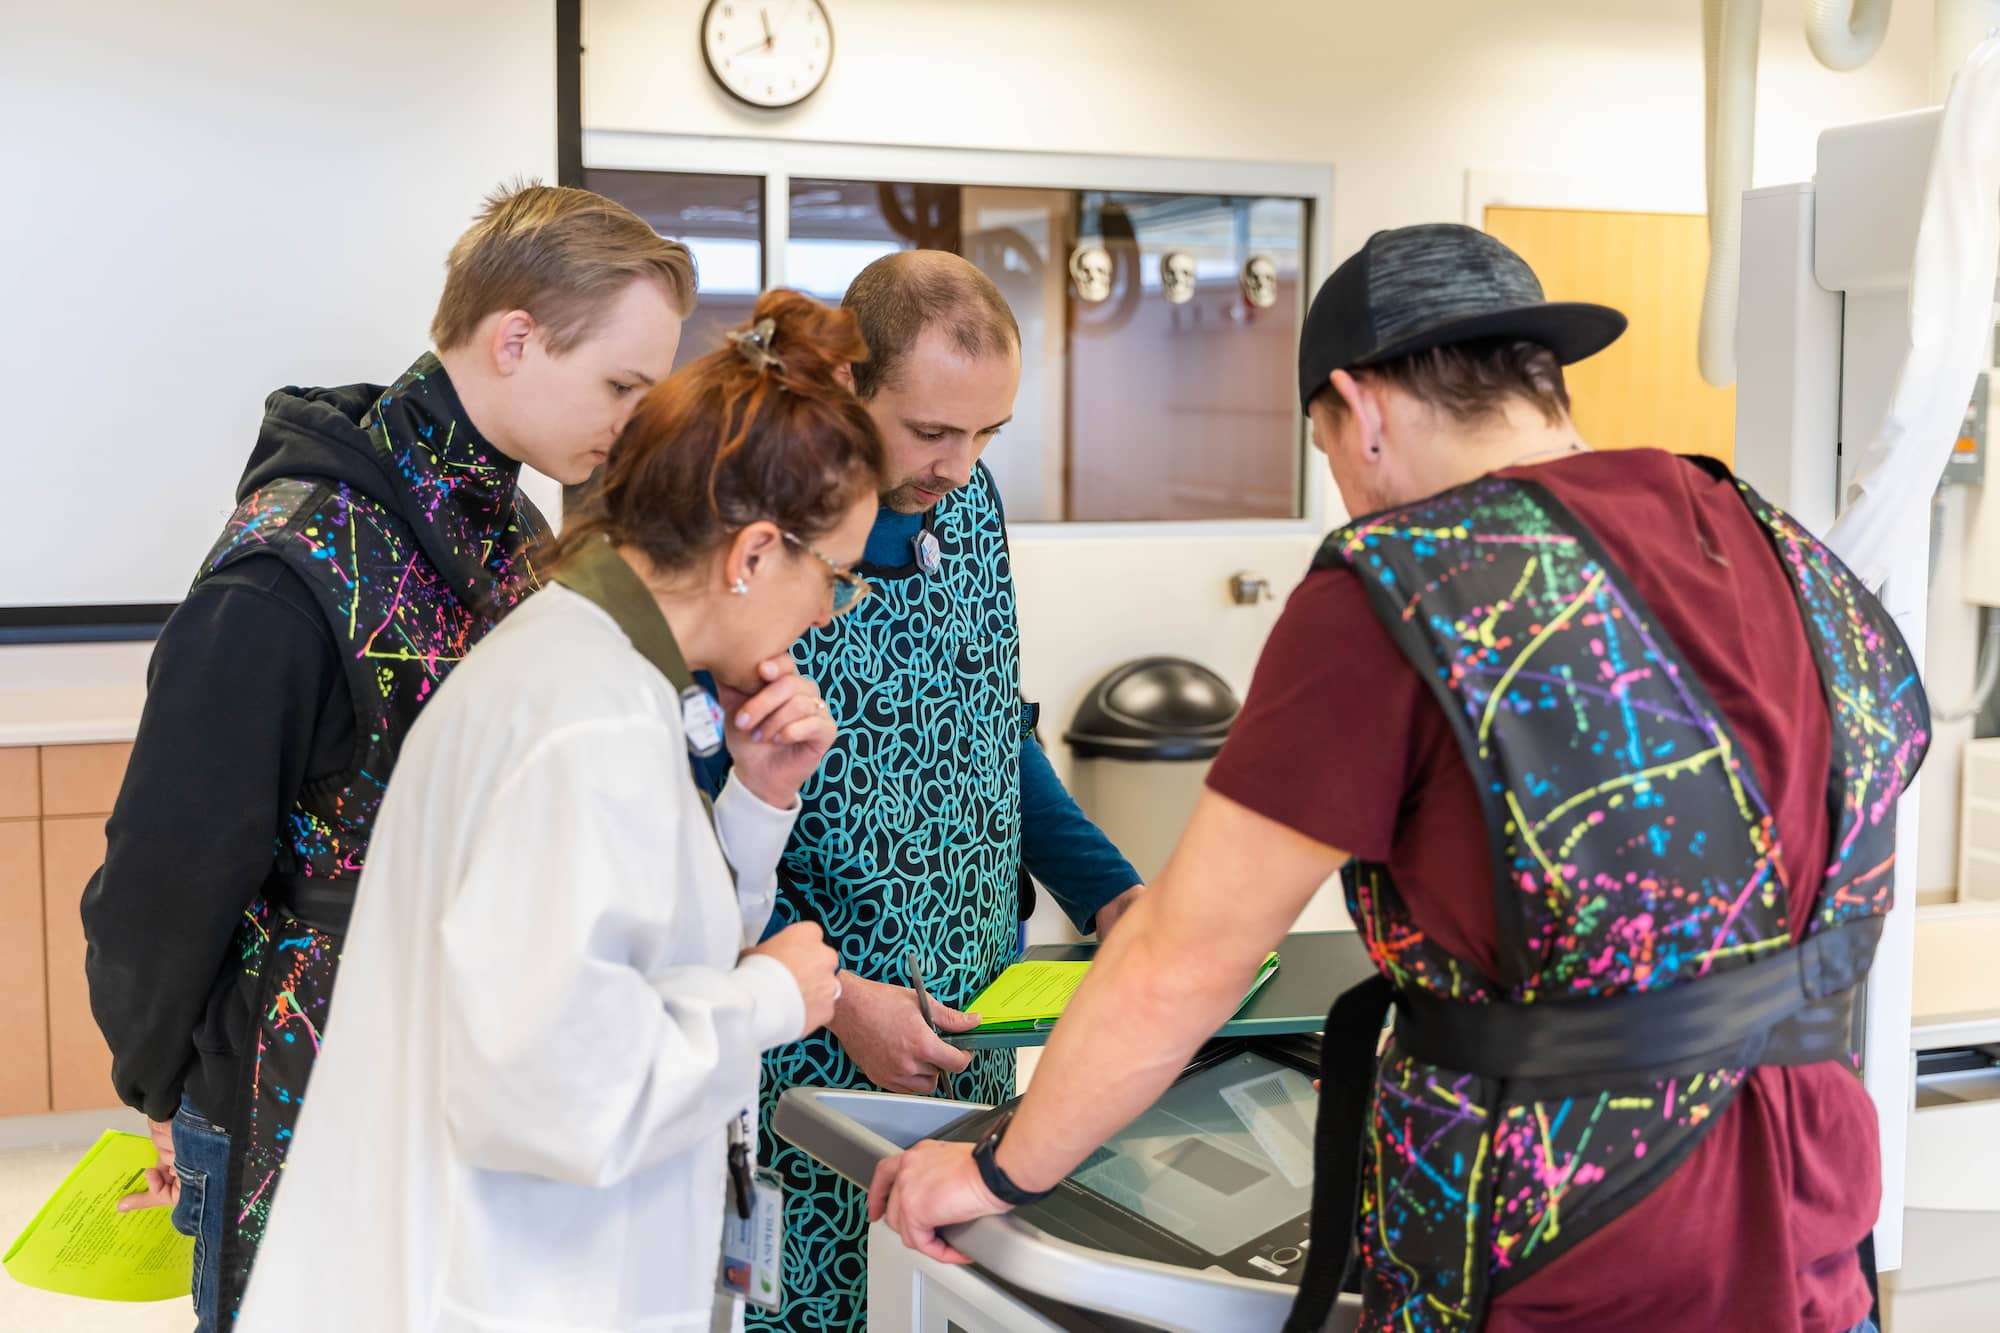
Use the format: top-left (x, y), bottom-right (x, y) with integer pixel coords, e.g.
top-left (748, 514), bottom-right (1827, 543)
top-left (80, 182), bottom-right (694, 1328)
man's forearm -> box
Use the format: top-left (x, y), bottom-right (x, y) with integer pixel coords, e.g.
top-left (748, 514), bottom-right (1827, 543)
top-left (84, 864), bottom-right (244, 1120)
top-left (994, 892), bottom-right (1261, 1191)
top-left (992, 790), bottom-right (1347, 1191)
top-left (81, 574), bottom-right (334, 1119)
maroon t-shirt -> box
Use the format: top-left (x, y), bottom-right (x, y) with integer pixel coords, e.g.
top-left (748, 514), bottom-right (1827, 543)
top-left (1208, 450), bottom-right (1876, 1333)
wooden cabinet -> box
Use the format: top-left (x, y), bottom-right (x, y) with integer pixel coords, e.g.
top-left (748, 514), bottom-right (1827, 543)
top-left (0, 819), bottom-right (49, 1116)
top-left (0, 746), bottom-right (38, 819)
top-left (0, 741), bottom-right (132, 1119)
top-left (41, 743), bottom-right (132, 818)
top-left (42, 815), bottom-right (116, 1111)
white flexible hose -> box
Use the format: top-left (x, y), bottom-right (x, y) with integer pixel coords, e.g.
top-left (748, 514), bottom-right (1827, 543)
top-left (1932, 617), bottom-right (2000, 722)
top-left (1806, 0), bottom-right (1895, 70)
top-left (1698, 0), bottom-right (1762, 387)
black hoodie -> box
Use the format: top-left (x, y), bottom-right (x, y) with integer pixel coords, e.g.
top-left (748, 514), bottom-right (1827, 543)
top-left (79, 363), bottom-right (520, 1124)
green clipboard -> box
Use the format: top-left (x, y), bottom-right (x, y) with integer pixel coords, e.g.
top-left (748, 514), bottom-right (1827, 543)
top-left (943, 929), bottom-right (1376, 1051)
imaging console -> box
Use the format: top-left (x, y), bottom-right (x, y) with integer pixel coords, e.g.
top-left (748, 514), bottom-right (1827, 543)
top-left (776, 1035), bottom-right (1363, 1333)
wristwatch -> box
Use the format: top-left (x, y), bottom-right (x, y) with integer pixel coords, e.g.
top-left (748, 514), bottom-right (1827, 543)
top-left (972, 1110), bottom-right (1056, 1207)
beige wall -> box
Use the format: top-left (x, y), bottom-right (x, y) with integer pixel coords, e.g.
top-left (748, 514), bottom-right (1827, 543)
top-left (586, 0), bottom-right (1935, 250)
top-left (583, 0), bottom-right (1938, 937)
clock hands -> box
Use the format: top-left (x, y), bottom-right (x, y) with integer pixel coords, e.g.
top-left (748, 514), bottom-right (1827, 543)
top-left (711, 0), bottom-right (823, 101)
top-left (732, 6), bottom-right (776, 58)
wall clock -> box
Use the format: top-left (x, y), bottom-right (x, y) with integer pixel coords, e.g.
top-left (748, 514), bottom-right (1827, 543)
top-left (702, 1), bottom-right (834, 110)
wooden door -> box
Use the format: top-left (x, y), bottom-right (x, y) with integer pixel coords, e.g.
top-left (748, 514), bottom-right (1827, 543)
top-left (1484, 206), bottom-right (1736, 465)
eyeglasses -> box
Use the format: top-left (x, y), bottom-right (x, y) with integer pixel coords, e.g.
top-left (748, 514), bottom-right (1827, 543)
top-left (782, 531), bottom-right (873, 617)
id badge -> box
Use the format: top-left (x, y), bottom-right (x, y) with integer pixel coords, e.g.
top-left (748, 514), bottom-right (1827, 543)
top-left (682, 685), bottom-right (726, 758)
top-left (717, 1167), bottom-right (784, 1310)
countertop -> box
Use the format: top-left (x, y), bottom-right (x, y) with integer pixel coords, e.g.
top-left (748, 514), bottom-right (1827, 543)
top-left (0, 643), bottom-right (150, 746)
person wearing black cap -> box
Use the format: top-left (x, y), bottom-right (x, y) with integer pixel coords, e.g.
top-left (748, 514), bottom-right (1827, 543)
top-left (868, 223), bottom-right (1919, 1333)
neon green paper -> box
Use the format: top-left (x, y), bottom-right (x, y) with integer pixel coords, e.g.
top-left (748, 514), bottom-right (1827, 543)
top-left (965, 953), bottom-right (1280, 1033)
top-left (966, 960), bottom-right (1092, 1025)
top-left (4, 1130), bottom-right (194, 1302)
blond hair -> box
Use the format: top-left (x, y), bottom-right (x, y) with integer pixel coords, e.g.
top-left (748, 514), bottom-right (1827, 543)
top-left (430, 181), bottom-right (698, 354)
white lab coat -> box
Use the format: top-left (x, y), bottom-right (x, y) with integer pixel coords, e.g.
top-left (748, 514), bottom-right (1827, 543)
top-left (239, 582), bottom-right (805, 1333)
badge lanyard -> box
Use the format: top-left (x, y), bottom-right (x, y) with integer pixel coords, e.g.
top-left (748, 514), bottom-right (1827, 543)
top-left (719, 1108), bottom-right (784, 1310)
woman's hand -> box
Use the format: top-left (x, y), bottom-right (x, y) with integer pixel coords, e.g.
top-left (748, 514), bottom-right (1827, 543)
top-left (719, 655), bottom-right (836, 809)
top-left (747, 923), bottom-right (842, 1035)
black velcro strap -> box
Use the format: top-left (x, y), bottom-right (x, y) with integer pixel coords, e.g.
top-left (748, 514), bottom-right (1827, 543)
top-left (1394, 917), bottom-right (1880, 1090)
top-left (268, 874), bottom-right (355, 935)
top-left (1284, 973), bottom-right (1394, 1333)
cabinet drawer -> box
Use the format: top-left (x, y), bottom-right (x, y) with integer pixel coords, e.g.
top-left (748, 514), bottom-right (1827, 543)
top-left (0, 747), bottom-right (37, 820)
top-left (42, 815), bottom-right (119, 1112)
top-left (1909, 1082), bottom-right (2000, 1214)
top-left (0, 821), bottom-right (50, 1116)
top-left (41, 742), bottom-right (133, 818)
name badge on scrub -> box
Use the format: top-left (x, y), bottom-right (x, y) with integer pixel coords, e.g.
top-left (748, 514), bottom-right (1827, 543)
top-left (682, 685), bottom-right (725, 757)
top-left (912, 529), bottom-right (942, 574)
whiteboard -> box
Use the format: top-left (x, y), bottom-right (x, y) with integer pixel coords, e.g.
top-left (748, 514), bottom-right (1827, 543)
top-left (0, 0), bottom-right (562, 613)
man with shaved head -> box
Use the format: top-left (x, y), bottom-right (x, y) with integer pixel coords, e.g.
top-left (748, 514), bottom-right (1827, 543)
top-left (743, 250), bottom-right (1146, 1330)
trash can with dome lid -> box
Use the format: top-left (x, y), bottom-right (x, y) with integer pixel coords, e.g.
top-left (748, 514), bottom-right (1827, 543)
top-left (1063, 656), bottom-right (1241, 882)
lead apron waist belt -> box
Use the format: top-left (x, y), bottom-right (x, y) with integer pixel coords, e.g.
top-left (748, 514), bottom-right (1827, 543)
top-left (1284, 915), bottom-right (1882, 1333)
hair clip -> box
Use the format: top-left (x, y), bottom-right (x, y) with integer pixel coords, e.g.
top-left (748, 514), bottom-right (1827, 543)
top-left (726, 317), bottom-right (781, 374)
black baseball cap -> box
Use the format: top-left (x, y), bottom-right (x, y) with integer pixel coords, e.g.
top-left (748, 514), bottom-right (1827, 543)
top-left (1297, 223), bottom-right (1626, 409)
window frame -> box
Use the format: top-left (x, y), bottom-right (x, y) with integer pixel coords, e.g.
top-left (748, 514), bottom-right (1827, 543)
top-left (584, 131), bottom-right (1336, 536)
top-left (586, 129), bottom-right (1337, 539)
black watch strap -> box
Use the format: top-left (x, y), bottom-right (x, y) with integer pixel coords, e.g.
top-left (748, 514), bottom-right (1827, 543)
top-left (973, 1111), bottom-right (1056, 1207)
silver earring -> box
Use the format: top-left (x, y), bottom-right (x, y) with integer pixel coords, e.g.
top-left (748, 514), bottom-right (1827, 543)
top-left (731, 577), bottom-right (750, 597)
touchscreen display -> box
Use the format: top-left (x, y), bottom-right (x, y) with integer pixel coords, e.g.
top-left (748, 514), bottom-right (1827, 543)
top-left (1067, 1050), bottom-right (1316, 1258)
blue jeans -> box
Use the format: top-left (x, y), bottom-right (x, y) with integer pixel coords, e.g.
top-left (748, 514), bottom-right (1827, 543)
top-left (1847, 1319), bottom-right (1879, 1333)
top-left (168, 1097), bottom-right (229, 1333)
